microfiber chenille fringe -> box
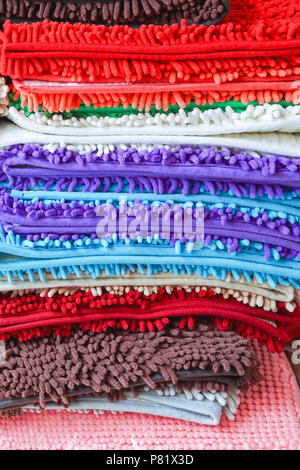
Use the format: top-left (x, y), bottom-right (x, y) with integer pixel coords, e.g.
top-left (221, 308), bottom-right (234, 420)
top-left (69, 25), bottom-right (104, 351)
top-left (0, 342), bottom-right (298, 450)
top-left (2, 121), bottom-right (300, 158)
top-left (0, 322), bottom-right (258, 411)
top-left (20, 386), bottom-right (240, 425)
top-left (1, 0), bottom-right (299, 84)
top-left (6, 274), bottom-right (296, 312)
top-left (9, 79), bottom-right (300, 114)
top-left (0, 287), bottom-right (299, 350)
top-left (0, 0), bottom-right (231, 26)
top-left (7, 103), bottom-right (300, 135)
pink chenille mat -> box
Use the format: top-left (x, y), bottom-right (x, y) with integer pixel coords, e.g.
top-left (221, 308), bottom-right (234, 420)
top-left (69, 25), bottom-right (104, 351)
top-left (0, 342), bottom-right (300, 450)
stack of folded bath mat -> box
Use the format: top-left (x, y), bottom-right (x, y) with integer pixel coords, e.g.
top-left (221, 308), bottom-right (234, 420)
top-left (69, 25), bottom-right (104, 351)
top-left (0, 0), bottom-right (299, 449)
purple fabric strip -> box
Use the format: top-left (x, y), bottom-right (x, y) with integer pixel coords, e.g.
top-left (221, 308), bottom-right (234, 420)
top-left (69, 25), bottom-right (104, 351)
top-left (3, 220), bottom-right (299, 253)
top-left (1, 145), bottom-right (300, 197)
top-left (1, 189), bottom-right (299, 259)
top-left (0, 145), bottom-right (299, 260)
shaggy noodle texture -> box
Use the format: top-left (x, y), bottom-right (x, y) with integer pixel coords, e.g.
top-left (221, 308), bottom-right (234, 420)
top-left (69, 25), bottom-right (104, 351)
top-left (10, 80), bottom-right (300, 114)
top-left (6, 380), bottom-right (234, 411)
top-left (0, 249), bottom-right (299, 294)
top-left (1, 0), bottom-right (299, 84)
top-left (7, 104), bottom-right (300, 135)
top-left (1, 184), bottom-right (299, 265)
top-left (0, 0), bottom-right (231, 26)
top-left (20, 385), bottom-right (241, 424)
top-left (0, 287), bottom-right (297, 351)
top-left (0, 323), bottom-right (258, 411)
top-left (2, 269), bottom-right (296, 300)
top-left (7, 280), bottom-right (297, 312)
top-left (2, 142), bottom-right (300, 199)
top-left (0, 343), bottom-right (297, 450)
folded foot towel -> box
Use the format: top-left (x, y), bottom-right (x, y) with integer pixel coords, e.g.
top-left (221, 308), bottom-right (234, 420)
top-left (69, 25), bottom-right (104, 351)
top-left (0, 341), bottom-right (296, 450)
top-left (21, 386), bottom-right (241, 425)
top-left (1, 1), bottom-right (299, 85)
top-left (0, 286), bottom-right (297, 349)
top-left (0, 322), bottom-right (259, 412)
